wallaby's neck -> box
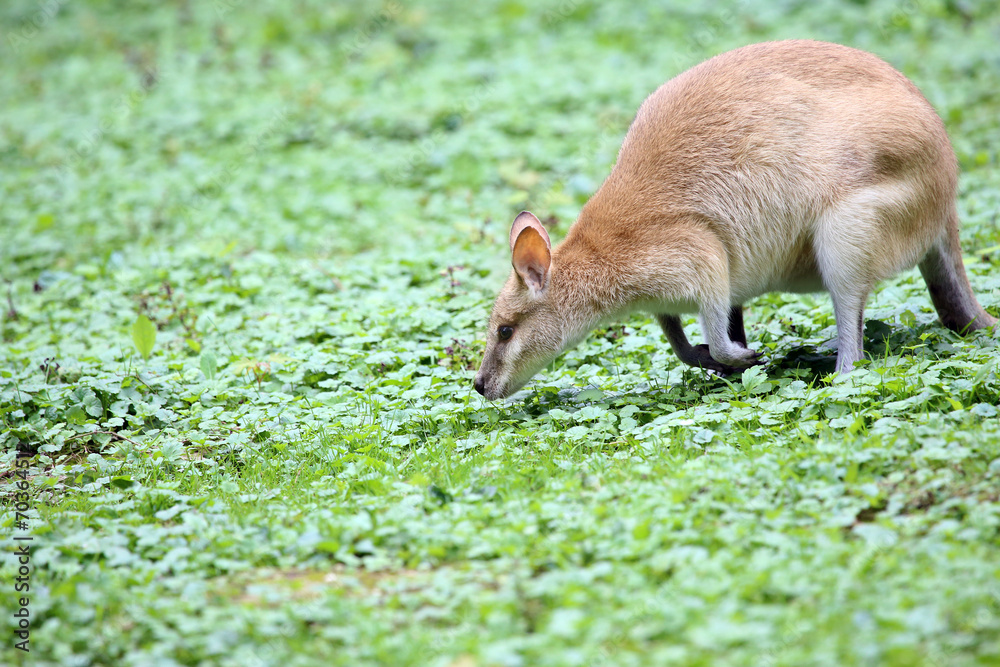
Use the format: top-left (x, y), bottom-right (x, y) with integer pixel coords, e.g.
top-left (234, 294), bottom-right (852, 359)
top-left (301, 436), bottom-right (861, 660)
top-left (548, 207), bottom-right (651, 345)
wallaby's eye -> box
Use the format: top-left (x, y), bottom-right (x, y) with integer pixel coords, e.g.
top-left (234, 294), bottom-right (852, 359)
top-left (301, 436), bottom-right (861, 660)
top-left (498, 325), bottom-right (514, 341)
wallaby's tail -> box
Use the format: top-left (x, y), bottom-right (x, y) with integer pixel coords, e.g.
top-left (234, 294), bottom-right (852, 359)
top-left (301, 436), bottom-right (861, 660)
top-left (918, 214), bottom-right (997, 333)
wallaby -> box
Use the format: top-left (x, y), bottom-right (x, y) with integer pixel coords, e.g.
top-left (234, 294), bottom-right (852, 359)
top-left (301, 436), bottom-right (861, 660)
top-left (473, 40), bottom-right (996, 400)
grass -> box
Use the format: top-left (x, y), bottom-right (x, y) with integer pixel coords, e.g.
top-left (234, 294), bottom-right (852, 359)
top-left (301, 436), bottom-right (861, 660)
top-left (2, 0), bottom-right (1000, 665)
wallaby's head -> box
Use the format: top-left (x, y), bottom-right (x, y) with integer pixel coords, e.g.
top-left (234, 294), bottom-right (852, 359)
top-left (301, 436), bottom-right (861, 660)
top-left (474, 212), bottom-right (567, 400)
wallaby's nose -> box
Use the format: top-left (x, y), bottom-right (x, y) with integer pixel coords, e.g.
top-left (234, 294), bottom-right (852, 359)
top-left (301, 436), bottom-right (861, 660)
top-left (473, 375), bottom-right (485, 396)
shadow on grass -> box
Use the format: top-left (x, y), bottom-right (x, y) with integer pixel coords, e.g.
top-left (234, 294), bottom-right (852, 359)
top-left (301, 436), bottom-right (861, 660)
top-left (499, 320), bottom-right (955, 416)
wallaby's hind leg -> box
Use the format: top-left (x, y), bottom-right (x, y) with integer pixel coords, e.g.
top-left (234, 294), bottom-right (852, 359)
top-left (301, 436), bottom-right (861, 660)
top-left (918, 212), bottom-right (997, 333)
top-left (658, 306), bottom-right (751, 374)
top-left (827, 289), bottom-right (867, 373)
top-left (816, 213), bottom-right (874, 373)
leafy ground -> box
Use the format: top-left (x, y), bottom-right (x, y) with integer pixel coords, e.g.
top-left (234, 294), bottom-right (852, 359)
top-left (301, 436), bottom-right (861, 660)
top-left (3, 0), bottom-right (1000, 665)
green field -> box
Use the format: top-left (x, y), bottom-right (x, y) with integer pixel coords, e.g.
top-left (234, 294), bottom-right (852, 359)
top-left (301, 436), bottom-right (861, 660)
top-left (2, 1), bottom-right (1000, 665)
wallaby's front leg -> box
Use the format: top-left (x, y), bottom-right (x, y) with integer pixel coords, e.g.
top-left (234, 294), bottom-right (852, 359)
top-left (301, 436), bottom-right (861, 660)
top-left (658, 306), bottom-right (753, 374)
top-left (657, 231), bottom-right (760, 373)
top-left (699, 301), bottom-right (762, 370)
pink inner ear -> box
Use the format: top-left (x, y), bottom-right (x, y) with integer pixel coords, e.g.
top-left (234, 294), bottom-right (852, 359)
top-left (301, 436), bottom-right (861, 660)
top-left (509, 211), bottom-right (551, 253)
top-left (512, 224), bottom-right (551, 292)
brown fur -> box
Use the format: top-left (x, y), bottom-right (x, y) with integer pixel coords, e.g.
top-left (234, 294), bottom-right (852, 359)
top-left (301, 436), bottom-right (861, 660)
top-left (474, 40), bottom-right (996, 400)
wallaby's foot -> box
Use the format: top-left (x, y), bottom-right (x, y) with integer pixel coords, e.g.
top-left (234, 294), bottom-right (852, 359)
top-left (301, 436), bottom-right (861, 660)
top-left (689, 343), bottom-right (763, 375)
top-left (687, 344), bottom-right (731, 373)
top-left (710, 342), bottom-right (764, 369)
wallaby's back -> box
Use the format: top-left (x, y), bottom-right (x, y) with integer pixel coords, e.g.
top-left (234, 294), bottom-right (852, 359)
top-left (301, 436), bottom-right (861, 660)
top-left (577, 40), bottom-right (959, 301)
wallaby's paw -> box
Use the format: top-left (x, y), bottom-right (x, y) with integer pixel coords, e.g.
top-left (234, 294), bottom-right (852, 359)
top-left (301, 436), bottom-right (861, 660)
top-left (691, 343), bottom-right (764, 376)
top-left (684, 344), bottom-right (729, 373)
top-left (709, 344), bottom-right (764, 370)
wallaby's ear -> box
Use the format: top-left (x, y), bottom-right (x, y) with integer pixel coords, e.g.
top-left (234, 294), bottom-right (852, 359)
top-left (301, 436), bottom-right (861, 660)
top-left (509, 211), bottom-right (551, 297)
